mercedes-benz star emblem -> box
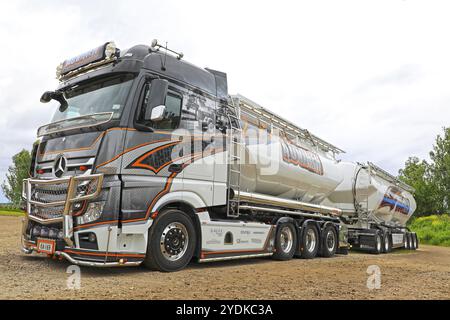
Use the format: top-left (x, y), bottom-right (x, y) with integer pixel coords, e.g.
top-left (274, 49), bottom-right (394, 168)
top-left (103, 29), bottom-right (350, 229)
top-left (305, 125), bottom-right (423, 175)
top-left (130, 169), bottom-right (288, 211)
top-left (53, 155), bottom-right (67, 178)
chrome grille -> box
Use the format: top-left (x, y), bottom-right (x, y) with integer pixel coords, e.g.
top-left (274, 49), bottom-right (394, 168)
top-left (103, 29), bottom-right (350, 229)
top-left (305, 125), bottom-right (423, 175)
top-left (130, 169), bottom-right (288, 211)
top-left (31, 183), bottom-right (69, 204)
top-left (31, 205), bottom-right (65, 220)
top-left (24, 174), bottom-right (104, 224)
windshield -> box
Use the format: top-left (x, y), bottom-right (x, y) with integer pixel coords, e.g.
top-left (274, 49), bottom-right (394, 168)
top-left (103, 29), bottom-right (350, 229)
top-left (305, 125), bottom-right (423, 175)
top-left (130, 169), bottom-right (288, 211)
top-left (51, 73), bottom-right (135, 123)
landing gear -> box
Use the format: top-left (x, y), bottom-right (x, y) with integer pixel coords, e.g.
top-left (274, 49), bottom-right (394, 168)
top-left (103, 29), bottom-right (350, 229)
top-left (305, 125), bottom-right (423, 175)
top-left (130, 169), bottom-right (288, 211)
top-left (273, 222), bottom-right (297, 260)
top-left (144, 209), bottom-right (196, 272)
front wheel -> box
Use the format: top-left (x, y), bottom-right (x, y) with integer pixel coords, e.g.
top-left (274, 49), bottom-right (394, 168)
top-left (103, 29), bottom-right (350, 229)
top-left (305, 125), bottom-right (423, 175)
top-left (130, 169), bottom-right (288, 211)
top-left (143, 209), bottom-right (196, 272)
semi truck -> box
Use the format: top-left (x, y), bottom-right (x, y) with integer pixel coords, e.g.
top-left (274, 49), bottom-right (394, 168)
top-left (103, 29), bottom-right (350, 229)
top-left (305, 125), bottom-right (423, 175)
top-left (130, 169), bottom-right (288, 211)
top-left (21, 41), bottom-right (419, 272)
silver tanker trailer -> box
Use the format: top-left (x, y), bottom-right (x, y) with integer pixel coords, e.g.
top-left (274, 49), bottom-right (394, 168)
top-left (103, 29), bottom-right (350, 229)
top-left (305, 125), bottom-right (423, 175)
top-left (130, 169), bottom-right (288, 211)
top-left (232, 94), bottom-right (418, 255)
top-left (20, 41), bottom-right (418, 272)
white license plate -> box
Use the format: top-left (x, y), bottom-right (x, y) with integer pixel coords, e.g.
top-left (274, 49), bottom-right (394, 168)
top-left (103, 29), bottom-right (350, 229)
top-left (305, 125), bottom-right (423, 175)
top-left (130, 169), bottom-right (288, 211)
top-left (37, 239), bottom-right (56, 255)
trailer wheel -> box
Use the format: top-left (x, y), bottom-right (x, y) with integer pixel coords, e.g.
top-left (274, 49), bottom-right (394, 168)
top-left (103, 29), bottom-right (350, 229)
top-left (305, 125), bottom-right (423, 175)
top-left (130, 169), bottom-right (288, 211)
top-left (404, 233), bottom-right (410, 249)
top-left (273, 222), bottom-right (297, 261)
top-left (320, 225), bottom-right (337, 258)
top-left (372, 232), bottom-right (382, 254)
top-left (143, 209), bottom-right (196, 272)
top-left (410, 233), bottom-right (417, 250)
top-left (300, 224), bottom-right (319, 259)
top-left (382, 233), bottom-right (392, 253)
top-left (408, 233), bottom-right (414, 250)
top-left (414, 233), bottom-right (419, 249)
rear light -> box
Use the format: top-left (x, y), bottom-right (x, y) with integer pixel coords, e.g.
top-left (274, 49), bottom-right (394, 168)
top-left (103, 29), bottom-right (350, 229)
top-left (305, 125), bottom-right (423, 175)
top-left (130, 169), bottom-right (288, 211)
top-left (79, 166), bottom-right (88, 172)
top-left (37, 169), bottom-right (45, 175)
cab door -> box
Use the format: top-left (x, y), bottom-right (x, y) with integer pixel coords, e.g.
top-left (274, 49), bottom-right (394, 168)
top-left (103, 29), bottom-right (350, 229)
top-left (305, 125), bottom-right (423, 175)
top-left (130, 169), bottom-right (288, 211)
top-left (177, 89), bottom-right (218, 207)
top-left (119, 77), bottom-right (186, 224)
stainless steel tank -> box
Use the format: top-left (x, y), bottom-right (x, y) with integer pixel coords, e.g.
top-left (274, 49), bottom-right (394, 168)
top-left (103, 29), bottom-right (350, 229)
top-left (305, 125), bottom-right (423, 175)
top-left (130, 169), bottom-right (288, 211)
top-left (233, 94), bottom-right (416, 226)
top-left (320, 162), bottom-right (416, 225)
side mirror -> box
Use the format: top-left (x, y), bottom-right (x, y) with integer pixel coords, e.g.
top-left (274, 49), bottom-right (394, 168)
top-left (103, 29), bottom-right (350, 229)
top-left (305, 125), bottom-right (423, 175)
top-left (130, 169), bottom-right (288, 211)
top-left (150, 105), bottom-right (166, 122)
top-left (40, 91), bottom-right (69, 112)
top-left (144, 79), bottom-right (169, 121)
top-left (40, 91), bottom-right (53, 103)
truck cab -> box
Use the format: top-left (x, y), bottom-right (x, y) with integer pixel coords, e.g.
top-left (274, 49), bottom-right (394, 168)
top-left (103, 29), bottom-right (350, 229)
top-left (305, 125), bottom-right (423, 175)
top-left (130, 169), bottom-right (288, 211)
top-left (22, 41), bottom-right (240, 271)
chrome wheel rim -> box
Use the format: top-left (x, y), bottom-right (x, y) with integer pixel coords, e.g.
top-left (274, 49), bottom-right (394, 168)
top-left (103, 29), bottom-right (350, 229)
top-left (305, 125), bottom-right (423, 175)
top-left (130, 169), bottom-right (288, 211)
top-left (326, 230), bottom-right (336, 252)
top-left (280, 226), bottom-right (294, 253)
top-left (306, 229), bottom-right (317, 252)
top-left (160, 222), bottom-right (189, 261)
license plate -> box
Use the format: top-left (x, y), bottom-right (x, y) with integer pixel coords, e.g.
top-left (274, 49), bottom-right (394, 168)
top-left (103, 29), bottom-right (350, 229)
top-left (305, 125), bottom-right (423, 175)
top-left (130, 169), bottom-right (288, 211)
top-left (37, 239), bottom-right (56, 255)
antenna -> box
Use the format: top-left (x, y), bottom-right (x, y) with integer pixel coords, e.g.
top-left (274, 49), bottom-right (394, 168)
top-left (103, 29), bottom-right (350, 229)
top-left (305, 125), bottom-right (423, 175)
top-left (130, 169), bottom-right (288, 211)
top-left (150, 39), bottom-right (184, 60)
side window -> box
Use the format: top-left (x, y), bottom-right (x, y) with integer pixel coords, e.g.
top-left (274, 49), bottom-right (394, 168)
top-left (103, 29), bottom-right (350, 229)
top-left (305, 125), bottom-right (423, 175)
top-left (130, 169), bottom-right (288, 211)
top-left (162, 94), bottom-right (182, 130)
top-left (138, 84), bottom-right (182, 130)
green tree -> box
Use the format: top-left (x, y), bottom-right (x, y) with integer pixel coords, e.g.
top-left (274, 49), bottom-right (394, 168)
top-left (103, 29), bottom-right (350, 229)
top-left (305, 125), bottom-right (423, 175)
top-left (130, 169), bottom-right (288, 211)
top-left (1, 149), bottom-right (31, 206)
top-left (429, 127), bottom-right (450, 214)
top-left (399, 157), bottom-right (439, 216)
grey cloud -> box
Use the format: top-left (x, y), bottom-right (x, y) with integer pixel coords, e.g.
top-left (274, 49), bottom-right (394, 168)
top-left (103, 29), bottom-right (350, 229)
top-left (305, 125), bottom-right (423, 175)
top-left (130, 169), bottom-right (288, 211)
top-left (356, 64), bottom-right (423, 93)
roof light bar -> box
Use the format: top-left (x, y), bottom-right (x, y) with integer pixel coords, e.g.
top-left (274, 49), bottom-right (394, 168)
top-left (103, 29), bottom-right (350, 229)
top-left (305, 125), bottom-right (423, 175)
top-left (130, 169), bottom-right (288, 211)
top-left (56, 41), bottom-right (120, 80)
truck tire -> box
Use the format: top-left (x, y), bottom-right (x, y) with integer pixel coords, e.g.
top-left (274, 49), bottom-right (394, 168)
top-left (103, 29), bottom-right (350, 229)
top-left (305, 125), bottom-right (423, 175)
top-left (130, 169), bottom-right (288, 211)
top-left (407, 233), bottom-right (414, 250)
top-left (143, 209), bottom-right (196, 272)
top-left (320, 225), bottom-right (337, 258)
top-left (382, 233), bottom-right (392, 253)
top-left (414, 233), bottom-right (419, 249)
top-left (300, 224), bottom-right (319, 259)
top-left (410, 233), bottom-right (417, 250)
top-left (404, 233), bottom-right (410, 249)
top-left (372, 232), bottom-right (382, 254)
top-left (272, 222), bottom-right (297, 261)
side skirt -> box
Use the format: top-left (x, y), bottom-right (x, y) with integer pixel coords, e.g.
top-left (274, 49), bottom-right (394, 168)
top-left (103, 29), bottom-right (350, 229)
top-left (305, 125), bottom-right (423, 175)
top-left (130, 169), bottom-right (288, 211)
top-left (199, 252), bottom-right (273, 263)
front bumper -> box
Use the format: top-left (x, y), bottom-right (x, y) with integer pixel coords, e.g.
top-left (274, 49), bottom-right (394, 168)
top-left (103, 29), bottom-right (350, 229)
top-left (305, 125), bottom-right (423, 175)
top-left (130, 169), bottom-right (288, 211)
top-left (21, 241), bottom-right (142, 267)
top-left (23, 174), bottom-right (104, 246)
top-left (21, 174), bottom-right (143, 267)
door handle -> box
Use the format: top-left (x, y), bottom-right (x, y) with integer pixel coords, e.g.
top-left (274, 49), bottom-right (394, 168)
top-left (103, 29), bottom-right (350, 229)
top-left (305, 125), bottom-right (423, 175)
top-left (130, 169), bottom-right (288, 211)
top-left (168, 164), bottom-right (183, 173)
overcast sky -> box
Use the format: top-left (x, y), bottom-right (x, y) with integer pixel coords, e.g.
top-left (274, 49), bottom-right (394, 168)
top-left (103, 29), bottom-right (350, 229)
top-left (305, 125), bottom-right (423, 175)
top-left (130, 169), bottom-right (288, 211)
top-left (1, 0), bottom-right (449, 202)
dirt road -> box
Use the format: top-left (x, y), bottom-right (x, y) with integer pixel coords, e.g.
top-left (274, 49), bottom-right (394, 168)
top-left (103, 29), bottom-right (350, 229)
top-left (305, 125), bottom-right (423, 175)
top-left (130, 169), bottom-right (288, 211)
top-left (1, 216), bottom-right (449, 300)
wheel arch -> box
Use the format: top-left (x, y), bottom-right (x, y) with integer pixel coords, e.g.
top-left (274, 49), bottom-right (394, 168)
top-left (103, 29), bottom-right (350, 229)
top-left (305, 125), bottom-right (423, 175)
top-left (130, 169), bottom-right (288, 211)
top-left (150, 191), bottom-right (207, 260)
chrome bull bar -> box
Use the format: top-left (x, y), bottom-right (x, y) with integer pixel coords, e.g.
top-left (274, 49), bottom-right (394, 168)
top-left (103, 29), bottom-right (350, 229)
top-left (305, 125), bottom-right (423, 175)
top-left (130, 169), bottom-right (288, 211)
top-left (22, 174), bottom-right (104, 247)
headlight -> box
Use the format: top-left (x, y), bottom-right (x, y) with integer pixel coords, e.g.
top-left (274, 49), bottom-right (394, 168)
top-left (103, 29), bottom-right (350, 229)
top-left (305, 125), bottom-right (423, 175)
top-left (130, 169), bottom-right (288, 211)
top-left (77, 202), bottom-right (105, 225)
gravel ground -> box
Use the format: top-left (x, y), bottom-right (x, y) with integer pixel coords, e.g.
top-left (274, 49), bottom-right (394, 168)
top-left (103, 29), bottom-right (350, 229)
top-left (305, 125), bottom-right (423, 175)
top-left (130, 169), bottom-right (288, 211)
top-left (1, 216), bottom-right (449, 300)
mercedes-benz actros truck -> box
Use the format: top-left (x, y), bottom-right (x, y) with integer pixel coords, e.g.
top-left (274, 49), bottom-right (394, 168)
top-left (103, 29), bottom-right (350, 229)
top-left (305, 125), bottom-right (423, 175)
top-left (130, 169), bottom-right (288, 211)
top-left (21, 41), bottom-right (419, 272)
